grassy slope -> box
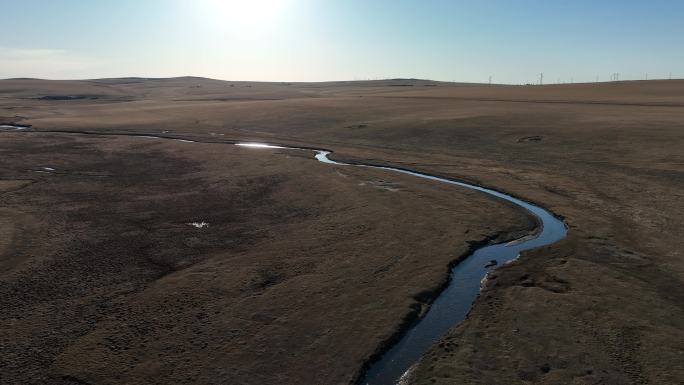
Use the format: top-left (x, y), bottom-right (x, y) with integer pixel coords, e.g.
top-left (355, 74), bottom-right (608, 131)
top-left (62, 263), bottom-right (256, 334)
top-left (1, 78), bottom-right (683, 384)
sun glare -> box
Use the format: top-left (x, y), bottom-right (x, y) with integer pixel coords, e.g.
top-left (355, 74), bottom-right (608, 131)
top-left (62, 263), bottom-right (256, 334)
top-left (200, 0), bottom-right (288, 33)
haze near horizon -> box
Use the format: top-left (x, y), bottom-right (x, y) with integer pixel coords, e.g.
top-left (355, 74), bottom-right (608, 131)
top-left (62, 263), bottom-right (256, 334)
top-left (2, 0), bottom-right (683, 83)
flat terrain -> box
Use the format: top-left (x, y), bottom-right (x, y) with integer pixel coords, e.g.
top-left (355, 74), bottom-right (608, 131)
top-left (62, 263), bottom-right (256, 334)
top-left (1, 78), bottom-right (684, 384)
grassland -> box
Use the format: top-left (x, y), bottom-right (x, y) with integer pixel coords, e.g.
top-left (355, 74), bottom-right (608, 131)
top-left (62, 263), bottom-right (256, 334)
top-left (1, 77), bottom-right (683, 384)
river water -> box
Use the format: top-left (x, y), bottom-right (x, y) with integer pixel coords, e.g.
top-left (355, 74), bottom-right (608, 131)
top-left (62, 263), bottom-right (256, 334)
top-left (4, 129), bottom-right (567, 385)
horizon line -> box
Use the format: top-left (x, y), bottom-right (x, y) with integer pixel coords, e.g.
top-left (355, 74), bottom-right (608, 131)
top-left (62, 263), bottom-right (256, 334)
top-left (2, 75), bottom-right (682, 85)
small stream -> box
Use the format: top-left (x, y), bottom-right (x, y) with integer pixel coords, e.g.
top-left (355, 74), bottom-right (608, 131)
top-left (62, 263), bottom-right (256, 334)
top-left (0, 124), bottom-right (30, 130)
top-left (4, 129), bottom-right (567, 385)
top-left (242, 144), bottom-right (567, 385)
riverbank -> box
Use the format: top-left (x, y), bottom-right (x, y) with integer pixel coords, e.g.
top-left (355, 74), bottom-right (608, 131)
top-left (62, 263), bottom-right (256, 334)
top-left (2, 78), bottom-right (683, 384)
top-left (0, 130), bottom-right (535, 385)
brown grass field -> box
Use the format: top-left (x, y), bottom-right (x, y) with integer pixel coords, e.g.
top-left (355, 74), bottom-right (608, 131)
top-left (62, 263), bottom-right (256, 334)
top-left (1, 77), bottom-right (683, 384)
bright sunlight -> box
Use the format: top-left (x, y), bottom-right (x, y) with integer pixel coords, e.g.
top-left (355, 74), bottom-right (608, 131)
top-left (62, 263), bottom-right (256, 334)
top-left (199, 0), bottom-right (290, 34)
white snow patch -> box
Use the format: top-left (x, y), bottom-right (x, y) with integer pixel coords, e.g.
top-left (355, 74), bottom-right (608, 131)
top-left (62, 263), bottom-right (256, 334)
top-left (187, 222), bottom-right (209, 229)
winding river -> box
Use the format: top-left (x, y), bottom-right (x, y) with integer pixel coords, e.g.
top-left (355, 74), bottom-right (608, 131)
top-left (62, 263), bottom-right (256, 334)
top-left (243, 144), bottom-right (566, 385)
top-left (3, 127), bottom-right (567, 385)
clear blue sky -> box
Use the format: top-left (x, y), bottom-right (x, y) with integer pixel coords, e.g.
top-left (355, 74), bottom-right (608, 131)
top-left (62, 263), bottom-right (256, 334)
top-left (2, 0), bottom-right (683, 83)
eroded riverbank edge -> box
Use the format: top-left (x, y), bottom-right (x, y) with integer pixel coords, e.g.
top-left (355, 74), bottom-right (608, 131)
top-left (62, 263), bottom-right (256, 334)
top-left (4, 126), bottom-right (563, 384)
top-left (350, 225), bottom-right (542, 384)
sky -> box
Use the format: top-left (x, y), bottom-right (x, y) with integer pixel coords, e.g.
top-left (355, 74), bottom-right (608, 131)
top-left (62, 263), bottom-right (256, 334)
top-left (1, 0), bottom-right (683, 83)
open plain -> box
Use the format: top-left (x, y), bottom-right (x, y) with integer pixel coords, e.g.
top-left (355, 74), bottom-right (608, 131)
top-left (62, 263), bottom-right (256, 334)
top-left (1, 78), bottom-right (684, 384)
